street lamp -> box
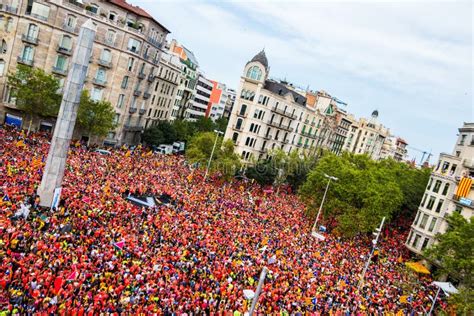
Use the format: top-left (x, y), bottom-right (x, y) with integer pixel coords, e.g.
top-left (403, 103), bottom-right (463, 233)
top-left (358, 216), bottom-right (385, 289)
top-left (311, 173), bottom-right (338, 233)
top-left (204, 129), bottom-right (224, 181)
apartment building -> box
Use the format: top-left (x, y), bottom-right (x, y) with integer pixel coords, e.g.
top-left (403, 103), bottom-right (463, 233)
top-left (206, 81), bottom-right (229, 121)
top-left (406, 122), bottom-right (474, 254)
top-left (184, 73), bottom-right (212, 121)
top-left (380, 136), bottom-right (408, 162)
top-left (224, 50), bottom-right (333, 163)
top-left (0, 0), bottom-right (170, 145)
top-left (223, 87), bottom-right (236, 120)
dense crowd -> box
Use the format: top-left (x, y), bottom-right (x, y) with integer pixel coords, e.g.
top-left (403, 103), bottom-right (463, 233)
top-left (1, 126), bottom-right (442, 315)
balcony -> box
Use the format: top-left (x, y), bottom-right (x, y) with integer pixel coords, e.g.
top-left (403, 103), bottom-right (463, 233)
top-left (139, 109), bottom-right (146, 115)
top-left (147, 74), bottom-right (155, 82)
top-left (26, 13), bottom-right (48, 22)
top-left (129, 107), bottom-right (137, 114)
top-left (0, 5), bottom-right (18, 14)
top-left (137, 72), bottom-right (146, 80)
top-left (267, 120), bottom-right (294, 132)
top-left (57, 45), bottom-right (72, 56)
top-left (263, 134), bottom-right (272, 140)
top-left (17, 56), bottom-right (33, 66)
top-left (22, 34), bottom-right (39, 45)
top-left (463, 158), bottom-right (474, 169)
top-left (52, 66), bottom-right (67, 76)
top-left (452, 194), bottom-right (474, 209)
top-left (296, 143), bottom-right (302, 147)
top-left (232, 125), bottom-right (243, 131)
top-left (301, 131), bottom-right (318, 139)
top-left (97, 58), bottom-right (112, 68)
top-left (237, 112), bottom-right (247, 118)
top-left (304, 144), bottom-right (310, 149)
top-left (147, 36), bottom-right (162, 49)
top-left (124, 125), bottom-right (143, 132)
top-left (271, 106), bottom-right (298, 119)
top-left (143, 92), bottom-right (151, 99)
top-left (133, 90), bottom-right (141, 97)
top-left (92, 78), bottom-right (107, 87)
top-left (259, 148), bottom-right (268, 153)
top-left (282, 139), bottom-right (289, 144)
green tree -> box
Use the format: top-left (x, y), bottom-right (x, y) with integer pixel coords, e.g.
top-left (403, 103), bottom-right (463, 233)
top-left (194, 117), bottom-right (216, 133)
top-left (246, 160), bottom-right (278, 186)
top-left (157, 121), bottom-right (178, 144)
top-left (77, 90), bottom-right (116, 146)
top-left (173, 119), bottom-right (192, 141)
top-left (424, 213), bottom-right (473, 314)
top-left (142, 126), bottom-right (165, 146)
top-left (7, 65), bottom-right (62, 134)
top-left (299, 152), bottom-right (405, 236)
top-left (215, 117), bottom-right (229, 133)
top-left (186, 132), bottom-right (241, 179)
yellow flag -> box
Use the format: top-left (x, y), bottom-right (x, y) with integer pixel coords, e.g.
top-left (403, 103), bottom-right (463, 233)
top-left (125, 150), bottom-right (131, 157)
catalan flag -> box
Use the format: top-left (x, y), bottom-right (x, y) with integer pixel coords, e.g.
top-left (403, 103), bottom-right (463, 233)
top-left (456, 177), bottom-right (473, 198)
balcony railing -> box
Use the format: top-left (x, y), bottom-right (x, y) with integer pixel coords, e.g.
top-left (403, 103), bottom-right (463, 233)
top-left (267, 120), bottom-right (294, 132)
top-left (452, 194), bottom-right (474, 209)
top-left (147, 37), bottom-right (162, 49)
top-left (271, 106), bottom-right (298, 119)
top-left (17, 56), bottom-right (34, 66)
top-left (52, 66), bottom-right (67, 76)
top-left (0, 5), bottom-right (18, 14)
top-left (296, 143), bottom-right (302, 147)
top-left (139, 109), bottom-right (146, 115)
top-left (92, 78), bottom-right (107, 87)
top-left (129, 107), bottom-right (137, 114)
top-left (263, 134), bottom-right (272, 140)
top-left (26, 13), bottom-right (48, 22)
top-left (62, 23), bottom-right (79, 34)
top-left (301, 131), bottom-right (318, 139)
top-left (57, 45), bottom-right (72, 55)
top-left (147, 74), bottom-right (155, 82)
top-left (97, 58), bottom-right (112, 68)
top-left (22, 34), bottom-right (39, 45)
top-left (143, 92), bottom-right (151, 99)
top-left (310, 121), bottom-right (316, 127)
top-left (137, 72), bottom-right (146, 80)
top-left (232, 125), bottom-right (243, 131)
top-left (123, 124), bottom-right (143, 132)
top-left (133, 90), bottom-right (141, 97)
top-left (237, 112), bottom-right (247, 118)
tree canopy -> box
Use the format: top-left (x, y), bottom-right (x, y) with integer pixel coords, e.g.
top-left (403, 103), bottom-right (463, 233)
top-left (185, 132), bottom-right (241, 179)
top-left (424, 213), bottom-right (473, 313)
top-left (7, 65), bottom-right (61, 132)
top-left (299, 152), bottom-right (429, 237)
top-left (77, 90), bottom-right (116, 143)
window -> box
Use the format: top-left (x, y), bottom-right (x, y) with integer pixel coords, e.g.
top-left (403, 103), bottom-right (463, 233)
top-left (246, 66), bottom-right (262, 80)
top-left (236, 118), bottom-right (243, 130)
top-left (232, 132), bottom-right (238, 143)
top-left (91, 88), bottom-right (102, 101)
top-left (105, 30), bottom-right (115, 44)
top-left (428, 218), bottom-right (437, 232)
top-left (113, 113), bottom-right (120, 124)
top-left (59, 35), bottom-right (72, 50)
top-left (86, 4), bottom-right (99, 14)
top-left (0, 59), bottom-right (4, 76)
top-left (117, 94), bottom-right (125, 108)
top-left (419, 214), bottom-right (429, 229)
top-left (426, 178), bottom-right (433, 190)
top-left (54, 55), bottom-right (68, 70)
top-left (459, 134), bottom-right (466, 145)
top-left (239, 104), bottom-right (247, 116)
top-left (1, 39), bottom-right (6, 54)
top-left (412, 234), bottom-right (421, 248)
top-left (121, 76), bottom-right (129, 89)
top-left (432, 180), bottom-right (442, 193)
top-left (426, 196), bottom-right (436, 210)
top-left (30, 2), bottom-right (50, 21)
top-left (421, 238), bottom-right (430, 250)
top-left (127, 57), bottom-right (134, 71)
top-left (21, 46), bottom-right (34, 61)
top-left (421, 194), bottom-right (428, 207)
top-left (27, 24), bottom-right (39, 39)
top-left (435, 199), bottom-right (444, 213)
top-left (442, 183), bottom-right (450, 196)
top-left (108, 11), bottom-right (117, 21)
top-left (100, 49), bottom-right (111, 62)
top-left (65, 15), bottom-right (76, 28)
top-left (127, 38), bottom-right (141, 53)
top-left (95, 68), bottom-right (106, 82)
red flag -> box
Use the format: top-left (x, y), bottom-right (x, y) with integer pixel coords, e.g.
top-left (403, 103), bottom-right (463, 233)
top-left (82, 197), bottom-right (91, 204)
top-left (54, 276), bottom-right (63, 294)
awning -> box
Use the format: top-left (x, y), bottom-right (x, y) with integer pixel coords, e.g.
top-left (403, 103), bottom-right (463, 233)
top-left (406, 261), bottom-right (430, 274)
top-left (432, 281), bottom-right (458, 295)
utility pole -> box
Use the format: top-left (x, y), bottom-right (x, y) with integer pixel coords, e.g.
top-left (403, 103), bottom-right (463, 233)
top-left (358, 216), bottom-right (385, 289)
top-left (249, 267), bottom-right (268, 316)
top-left (311, 173), bottom-right (338, 233)
top-left (204, 129), bottom-right (224, 181)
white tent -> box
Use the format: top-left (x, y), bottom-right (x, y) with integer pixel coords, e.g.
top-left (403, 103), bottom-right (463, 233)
top-left (431, 281), bottom-right (458, 296)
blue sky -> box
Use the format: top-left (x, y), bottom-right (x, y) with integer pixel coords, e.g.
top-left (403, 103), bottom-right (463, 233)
top-left (135, 0), bottom-right (473, 162)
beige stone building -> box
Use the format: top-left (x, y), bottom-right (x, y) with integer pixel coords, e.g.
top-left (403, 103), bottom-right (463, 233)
top-left (0, 0), bottom-right (170, 145)
top-left (406, 122), bottom-right (474, 254)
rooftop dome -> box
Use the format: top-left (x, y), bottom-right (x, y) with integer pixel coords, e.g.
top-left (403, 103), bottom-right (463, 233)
top-left (371, 110), bottom-right (379, 118)
top-left (247, 50), bottom-right (268, 70)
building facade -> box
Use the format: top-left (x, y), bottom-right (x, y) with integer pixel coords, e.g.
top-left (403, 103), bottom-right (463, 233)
top-left (0, 0), bottom-right (170, 145)
top-left (183, 73), bottom-right (212, 121)
top-left (223, 87), bottom-right (236, 120)
top-left (406, 122), bottom-right (474, 254)
top-left (206, 80), bottom-right (229, 121)
top-left (380, 136), bottom-right (408, 161)
top-left (224, 50), bottom-right (335, 163)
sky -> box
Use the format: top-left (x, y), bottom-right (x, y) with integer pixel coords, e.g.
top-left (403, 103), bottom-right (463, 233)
top-left (135, 0), bottom-right (473, 162)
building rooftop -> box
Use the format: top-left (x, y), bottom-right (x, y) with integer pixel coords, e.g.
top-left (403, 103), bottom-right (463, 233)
top-left (107, 0), bottom-right (171, 33)
top-left (264, 80), bottom-right (307, 106)
top-left (247, 50), bottom-right (269, 70)
top-left (182, 46), bottom-right (199, 67)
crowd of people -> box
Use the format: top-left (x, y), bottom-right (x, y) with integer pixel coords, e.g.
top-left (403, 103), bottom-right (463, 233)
top-left (1, 126), bottom-right (443, 315)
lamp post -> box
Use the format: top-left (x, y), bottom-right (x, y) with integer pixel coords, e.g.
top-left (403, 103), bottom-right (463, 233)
top-left (204, 129), bottom-right (224, 181)
top-left (311, 173), bottom-right (338, 233)
top-left (358, 216), bottom-right (385, 289)
top-left (249, 267), bottom-right (269, 316)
